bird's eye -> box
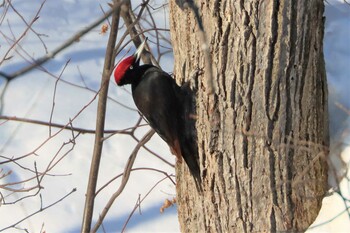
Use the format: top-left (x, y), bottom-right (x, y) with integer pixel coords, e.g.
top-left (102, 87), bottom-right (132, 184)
top-left (130, 65), bottom-right (133, 70)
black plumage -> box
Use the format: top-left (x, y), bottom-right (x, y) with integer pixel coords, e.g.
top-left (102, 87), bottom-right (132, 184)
top-left (114, 39), bottom-right (201, 190)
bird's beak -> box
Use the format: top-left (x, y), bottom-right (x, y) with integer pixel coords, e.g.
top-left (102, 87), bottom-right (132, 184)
top-left (134, 37), bottom-right (148, 63)
top-left (134, 37), bottom-right (148, 64)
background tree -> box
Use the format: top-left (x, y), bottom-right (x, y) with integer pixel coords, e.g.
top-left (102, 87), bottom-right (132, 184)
top-left (170, 0), bottom-right (328, 232)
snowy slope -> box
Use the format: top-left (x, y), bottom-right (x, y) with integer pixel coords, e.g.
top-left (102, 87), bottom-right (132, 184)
top-left (1, 0), bottom-right (178, 232)
top-left (0, 0), bottom-right (349, 232)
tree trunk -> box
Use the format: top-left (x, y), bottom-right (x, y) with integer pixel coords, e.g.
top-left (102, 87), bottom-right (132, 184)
top-left (170, 0), bottom-right (328, 232)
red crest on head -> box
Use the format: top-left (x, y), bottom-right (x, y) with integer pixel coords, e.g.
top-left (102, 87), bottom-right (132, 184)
top-left (114, 56), bottom-right (136, 85)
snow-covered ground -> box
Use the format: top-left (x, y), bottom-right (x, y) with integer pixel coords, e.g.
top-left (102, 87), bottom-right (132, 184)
top-left (308, 1), bottom-right (350, 232)
top-left (0, 0), bottom-right (349, 232)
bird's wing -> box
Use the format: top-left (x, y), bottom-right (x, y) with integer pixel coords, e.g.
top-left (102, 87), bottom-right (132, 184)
top-left (132, 68), bottom-right (183, 160)
top-left (144, 109), bottom-right (183, 162)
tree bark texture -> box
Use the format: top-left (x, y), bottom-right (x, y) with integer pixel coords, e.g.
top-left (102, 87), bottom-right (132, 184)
top-left (170, 0), bottom-right (328, 232)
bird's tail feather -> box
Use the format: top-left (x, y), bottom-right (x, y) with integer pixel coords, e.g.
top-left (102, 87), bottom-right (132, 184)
top-left (181, 142), bottom-right (203, 193)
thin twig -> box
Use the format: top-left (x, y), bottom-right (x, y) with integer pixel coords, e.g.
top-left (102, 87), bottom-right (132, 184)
top-left (121, 175), bottom-right (171, 232)
top-left (121, 1), bottom-right (151, 62)
top-left (119, 0), bottom-right (155, 65)
top-left (1, 0), bottom-right (126, 80)
top-left (0, 115), bottom-right (136, 134)
top-left (95, 166), bottom-right (175, 196)
top-left (49, 59), bottom-right (71, 136)
top-left (7, 0), bottom-right (48, 53)
top-left (0, 32), bottom-right (137, 111)
top-left (131, 133), bottom-right (175, 167)
top-left (0, 84), bottom-right (101, 165)
top-left (91, 129), bottom-right (155, 232)
top-left (0, 188), bottom-right (76, 232)
top-left (0, 1), bottom-right (45, 67)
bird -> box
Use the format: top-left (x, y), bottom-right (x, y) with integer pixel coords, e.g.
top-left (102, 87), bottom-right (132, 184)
top-left (113, 38), bottom-right (201, 190)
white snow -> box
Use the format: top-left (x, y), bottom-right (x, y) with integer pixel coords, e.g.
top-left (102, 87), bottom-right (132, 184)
top-left (0, 0), bottom-right (349, 232)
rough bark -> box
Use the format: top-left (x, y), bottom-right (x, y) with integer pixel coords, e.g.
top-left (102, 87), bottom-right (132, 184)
top-left (170, 0), bottom-right (328, 232)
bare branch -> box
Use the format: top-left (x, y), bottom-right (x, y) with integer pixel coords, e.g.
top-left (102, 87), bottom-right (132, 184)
top-left (7, 0), bottom-right (48, 53)
top-left (0, 81), bottom-right (101, 165)
top-left (1, 0), bottom-right (126, 80)
top-left (81, 1), bottom-right (122, 231)
top-left (49, 59), bottom-right (71, 136)
top-left (0, 1), bottom-right (45, 67)
top-left (0, 115), bottom-right (138, 135)
top-left (95, 167), bottom-right (175, 196)
top-left (131, 133), bottom-right (175, 168)
top-left (121, 175), bottom-right (171, 232)
top-left (120, 0), bottom-right (157, 66)
top-left (91, 129), bottom-right (155, 232)
top-left (0, 188), bottom-right (76, 232)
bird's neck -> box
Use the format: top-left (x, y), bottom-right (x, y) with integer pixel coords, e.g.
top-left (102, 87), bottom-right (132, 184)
top-left (130, 64), bottom-right (155, 88)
